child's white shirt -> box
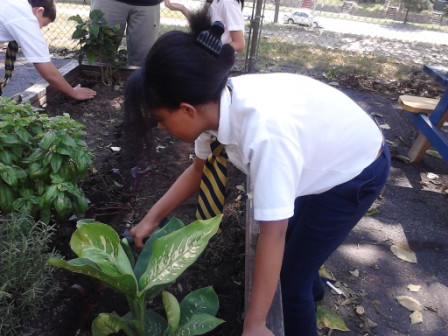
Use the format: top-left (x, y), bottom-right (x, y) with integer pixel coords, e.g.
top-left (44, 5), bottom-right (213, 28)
top-left (208, 0), bottom-right (245, 45)
top-left (195, 73), bottom-right (384, 221)
top-left (0, 0), bottom-right (51, 63)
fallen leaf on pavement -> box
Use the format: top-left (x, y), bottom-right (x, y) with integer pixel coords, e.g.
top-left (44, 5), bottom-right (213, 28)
top-left (349, 269), bottom-right (360, 277)
top-left (359, 315), bottom-right (378, 328)
top-left (390, 244), bottom-right (417, 263)
top-left (355, 305), bottom-right (365, 315)
top-left (410, 310), bottom-right (423, 324)
top-left (407, 284), bottom-right (421, 292)
top-left (396, 295), bottom-right (422, 312)
top-left (316, 305), bottom-right (350, 332)
top-left (319, 265), bottom-right (336, 281)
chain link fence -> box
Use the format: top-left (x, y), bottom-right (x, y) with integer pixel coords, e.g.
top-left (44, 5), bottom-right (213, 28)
top-left (43, 0), bottom-right (448, 72)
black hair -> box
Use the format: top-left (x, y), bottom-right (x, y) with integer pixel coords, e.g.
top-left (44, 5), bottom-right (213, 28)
top-left (122, 9), bottom-right (235, 170)
top-left (28, 0), bottom-right (57, 22)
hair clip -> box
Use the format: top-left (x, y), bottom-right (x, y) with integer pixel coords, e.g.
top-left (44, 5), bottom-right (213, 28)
top-left (196, 21), bottom-right (225, 56)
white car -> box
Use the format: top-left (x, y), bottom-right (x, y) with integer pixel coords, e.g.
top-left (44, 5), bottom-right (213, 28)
top-left (283, 10), bottom-right (319, 28)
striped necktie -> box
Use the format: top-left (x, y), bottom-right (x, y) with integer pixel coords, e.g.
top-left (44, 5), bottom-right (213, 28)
top-left (196, 137), bottom-right (228, 219)
top-left (0, 41), bottom-right (19, 96)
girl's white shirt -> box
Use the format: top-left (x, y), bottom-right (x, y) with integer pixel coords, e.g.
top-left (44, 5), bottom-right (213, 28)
top-left (195, 73), bottom-right (384, 221)
top-left (208, 0), bottom-right (245, 44)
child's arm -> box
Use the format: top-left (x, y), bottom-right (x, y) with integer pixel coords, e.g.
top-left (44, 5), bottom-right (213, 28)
top-left (229, 30), bottom-right (245, 52)
top-left (164, 0), bottom-right (192, 20)
top-left (243, 219), bottom-right (288, 336)
top-left (33, 62), bottom-right (96, 100)
top-left (131, 156), bottom-right (206, 248)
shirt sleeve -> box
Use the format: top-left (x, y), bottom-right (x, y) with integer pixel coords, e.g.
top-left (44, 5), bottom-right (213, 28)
top-left (195, 133), bottom-right (213, 160)
top-left (221, 0), bottom-right (245, 32)
top-left (5, 18), bottom-right (51, 63)
top-left (248, 133), bottom-right (304, 221)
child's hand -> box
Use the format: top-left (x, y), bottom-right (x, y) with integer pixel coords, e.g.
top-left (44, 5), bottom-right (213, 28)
top-left (72, 84), bottom-right (96, 100)
top-left (164, 0), bottom-right (188, 16)
top-left (130, 217), bottom-right (160, 248)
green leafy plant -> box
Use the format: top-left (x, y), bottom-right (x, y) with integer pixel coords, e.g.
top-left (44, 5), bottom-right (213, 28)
top-left (48, 216), bottom-right (225, 336)
top-left (69, 9), bottom-right (127, 86)
top-left (0, 97), bottom-right (92, 223)
top-left (0, 213), bottom-right (61, 336)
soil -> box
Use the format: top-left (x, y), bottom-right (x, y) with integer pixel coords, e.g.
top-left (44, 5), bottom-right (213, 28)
top-left (23, 82), bottom-right (246, 336)
top-left (21, 70), bottom-right (448, 336)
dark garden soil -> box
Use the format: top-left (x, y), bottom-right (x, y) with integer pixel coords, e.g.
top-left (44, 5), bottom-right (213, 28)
top-left (23, 82), bottom-right (246, 336)
top-left (21, 69), bottom-right (448, 336)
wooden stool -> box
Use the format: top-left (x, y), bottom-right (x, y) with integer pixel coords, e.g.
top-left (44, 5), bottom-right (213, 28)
top-left (398, 95), bottom-right (446, 162)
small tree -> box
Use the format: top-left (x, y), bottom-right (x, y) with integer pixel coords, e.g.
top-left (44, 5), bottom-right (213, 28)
top-left (69, 10), bottom-right (127, 86)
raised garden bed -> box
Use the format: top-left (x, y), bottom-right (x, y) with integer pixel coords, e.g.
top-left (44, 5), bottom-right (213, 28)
top-left (14, 61), bottom-right (287, 336)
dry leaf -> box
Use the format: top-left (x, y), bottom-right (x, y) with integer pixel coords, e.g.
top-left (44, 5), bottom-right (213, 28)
top-left (379, 123), bottom-right (390, 130)
top-left (390, 244), bottom-right (417, 263)
top-left (407, 284), bottom-right (421, 292)
top-left (355, 305), bottom-right (365, 315)
top-left (359, 315), bottom-right (378, 328)
top-left (426, 149), bottom-right (442, 159)
top-left (349, 269), bottom-right (360, 277)
top-left (396, 295), bottom-right (422, 312)
top-left (236, 184), bottom-right (245, 193)
top-left (410, 310), bottom-right (423, 324)
top-left (319, 265), bottom-right (336, 281)
top-left (366, 204), bottom-right (379, 216)
top-left (316, 305), bottom-right (350, 331)
top-left (396, 154), bottom-right (411, 163)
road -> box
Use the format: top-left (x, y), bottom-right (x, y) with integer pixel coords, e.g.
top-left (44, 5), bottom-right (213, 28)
top-left (242, 7), bottom-right (448, 45)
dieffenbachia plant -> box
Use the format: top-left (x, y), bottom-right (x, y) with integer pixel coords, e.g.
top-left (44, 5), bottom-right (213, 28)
top-left (48, 216), bottom-right (224, 336)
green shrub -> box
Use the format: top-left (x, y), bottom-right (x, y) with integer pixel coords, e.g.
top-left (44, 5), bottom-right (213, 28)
top-left (0, 213), bottom-right (61, 336)
top-left (0, 97), bottom-right (92, 223)
top-left (70, 9), bottom-right (127, 86)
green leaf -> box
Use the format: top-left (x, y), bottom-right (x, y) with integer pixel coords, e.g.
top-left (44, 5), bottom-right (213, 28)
top-left (50, 154), bottom-right (63, 173)
top-left (40, 130), bottom-right (57, 149)
top-left (0, 165), bottom-right (18, 186)
top-left (69, 14), bottom-right (84, 24)
top-left (92, 312), bottom-right (125, 336)
top-left (144, 310), bottom-right (167, 336)
top-left (174, 314), bottom-right (225, 336)
top-left (70, 223), bottom-right (135, 280)
top-left (48, 257), bottom-right (137, 297)
top-left (121, 238), bottom-right (135, 269)
top-left (54, 193), bottom-right (72, 218)
top-left (316, 305), bottom-right (350, 331)
top-left (163, 291), bottom-right (180, 335)
top-left (179, 287), bottom-right (219, 324)
top-left (139, 216), bottom-right (221, 293)
top-left (134, 217), bottom-right (185, 279)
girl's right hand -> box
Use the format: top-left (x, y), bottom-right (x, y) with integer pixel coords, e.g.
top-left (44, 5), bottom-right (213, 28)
top-left (130, 217), bottom-right (160, 248)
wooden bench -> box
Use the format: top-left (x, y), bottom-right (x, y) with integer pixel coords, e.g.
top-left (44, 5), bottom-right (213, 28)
top-left (245, 179), bottom-right (285, 335)
top-left (398, 95), bottom-right (448, 162)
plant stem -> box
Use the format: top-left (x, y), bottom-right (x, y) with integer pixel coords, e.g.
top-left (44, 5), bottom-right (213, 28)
top-left (127, 295), bottom-right (146, 336)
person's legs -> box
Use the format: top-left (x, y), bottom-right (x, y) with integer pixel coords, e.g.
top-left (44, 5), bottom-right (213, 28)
top-left (91, 0), bottom-right (129, 40)
top-left (126, 5), bottom-right (160, 66)
top-left (281, 145), bottom-right (390, 336)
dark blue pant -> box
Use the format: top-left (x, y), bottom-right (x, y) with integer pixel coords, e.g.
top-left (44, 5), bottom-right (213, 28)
top-left (281, 144), bottom-right (390, 336)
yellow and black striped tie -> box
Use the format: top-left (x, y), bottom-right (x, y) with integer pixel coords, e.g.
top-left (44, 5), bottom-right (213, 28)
top-left (0, 41), bottom-right (19, 96)
top-left (196, 137), bottom-right (228, 219)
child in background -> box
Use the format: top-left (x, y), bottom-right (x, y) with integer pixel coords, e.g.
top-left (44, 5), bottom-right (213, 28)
top-left (164, 0), bottom-right (245, 52)
top-left (0, 0), bottom-right (96, 100)
top-left (125, 13), bottom-right (390, 336)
